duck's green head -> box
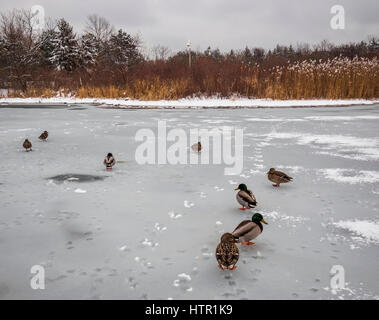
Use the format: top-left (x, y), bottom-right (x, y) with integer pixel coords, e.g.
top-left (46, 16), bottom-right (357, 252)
top-left (234, 183), bottom-right (248, 191)
top-left (252, 213), bottom-right (268, 225)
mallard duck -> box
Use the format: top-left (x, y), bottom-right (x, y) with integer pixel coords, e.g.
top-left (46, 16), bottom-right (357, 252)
top-left (234, 183), bottom-right (257, 210)
top-left (216, 233), bottom-right (239, 270)
top-left (104, 152), bottom-right (116, 170)
top-left (267, 168), bottom-right (293, 187)
top-left (191, 141), bottom-right (202, 152)
top-left (23, 139), bottom-right (32, 151)
top-left (232, 213), bottom-right (268, 246)
top-left (38, 131), bottom-right (48, 141)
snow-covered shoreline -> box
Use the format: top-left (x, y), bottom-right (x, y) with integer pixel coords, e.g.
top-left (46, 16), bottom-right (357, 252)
top-left (1, 97), bottom-right (378, 109)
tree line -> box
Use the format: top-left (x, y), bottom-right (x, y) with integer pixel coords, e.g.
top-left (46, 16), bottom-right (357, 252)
top-left (0, 9), bottom-right (378, 99)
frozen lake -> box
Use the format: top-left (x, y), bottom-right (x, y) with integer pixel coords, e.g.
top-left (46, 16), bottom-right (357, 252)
top-left (0, 103), bottom-right (378, 299)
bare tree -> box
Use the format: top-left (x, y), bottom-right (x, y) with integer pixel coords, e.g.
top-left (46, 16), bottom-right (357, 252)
top-left (0, 9), bottom-right (41, 90)
top-left (85, 14), bottom-right (114, 42)
top-left (314, 40), bottom-right (334, 52)
top-left (296, 42), bottom-right (311, 55)
top-left (152, 44), bottom-right (171, 61)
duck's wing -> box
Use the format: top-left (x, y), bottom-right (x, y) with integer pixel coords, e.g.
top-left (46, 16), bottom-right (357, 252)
top-left (219, 242), bottom-right (239, 267)
top-left (232, 221), bottom-right (257, 237)
top-left (274, 170), bottom-right (293, 181)
top-left (238, 190), bottom-right (256, 203)
top-left (247, 189), bottom-right (256, 202)
top-left (232, 220), bottom-right (250, 232)
top-left (229, 244), bottom-right (239, 266)
top-left (216, 242), bottom-right (226, 265)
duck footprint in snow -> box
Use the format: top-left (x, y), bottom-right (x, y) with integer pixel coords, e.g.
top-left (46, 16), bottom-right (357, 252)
top-left (134, 256), bottom-right (154, 269)
top-left (200, 246), bottom-right (212, 260)
top-left (184, 200), bottom-right (194, 208)
top-left (221, 273), bottom-right (247, 298)
top-left (140, 238), bottom-right (159, 248)
top-left (173, 273), bottom-right (193, 292)
top-left (168, 211), bottom-right (182, 219)
top-left (153, 222), bottom-right (167, 233)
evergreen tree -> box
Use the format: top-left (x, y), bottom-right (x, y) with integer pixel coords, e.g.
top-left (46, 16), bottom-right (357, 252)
top-left (368, 36), bottom-right (379, 52)
top-left (50, 18), bottom-right (79, 71)
top-left (242, 46), bottom-right (253, 65)
top-left (210, 48), bottom-right (222, 61)
top-left (79, 33), bottom-right (98, 68)
top-left (38, 28), bottom-right (58, 67)
top-left (204, 46), bottom-right (211, 56)
top-left (107, 29), bottom-right (141, 68)
top-left (252, 47), bottom-right (265, 63)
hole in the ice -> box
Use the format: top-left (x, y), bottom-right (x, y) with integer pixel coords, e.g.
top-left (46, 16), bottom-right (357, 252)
top-left (47, 174), bottom-right (107, 183)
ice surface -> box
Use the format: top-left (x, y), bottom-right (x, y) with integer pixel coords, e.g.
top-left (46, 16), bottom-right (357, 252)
top-left (320, 169), bottom-right (379, 184)
top-left (0, 103), bottom-right (378, 300)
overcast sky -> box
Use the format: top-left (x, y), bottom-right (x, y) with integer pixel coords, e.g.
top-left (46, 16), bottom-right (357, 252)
top-left (1, 0), bottom-right (378, 53)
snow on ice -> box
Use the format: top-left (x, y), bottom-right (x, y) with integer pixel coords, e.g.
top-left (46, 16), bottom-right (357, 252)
top-left (0, 102), bottom-right (378, 299)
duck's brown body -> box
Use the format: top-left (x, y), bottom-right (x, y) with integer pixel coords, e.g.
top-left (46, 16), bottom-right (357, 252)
top-left (39, 131), bottom-right (48, 141)
top-left (267, 168), bottom-right (292, 187)
top-left (216, 233), bottom-right (239, 270)
top-left (23, 139), bottom-right (32, 151)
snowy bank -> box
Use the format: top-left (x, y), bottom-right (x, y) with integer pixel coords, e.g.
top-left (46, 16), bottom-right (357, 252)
top-left (0, 97), bottom-right (378, 108)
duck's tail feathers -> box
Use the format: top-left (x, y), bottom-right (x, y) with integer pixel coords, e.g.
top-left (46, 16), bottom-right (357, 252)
top-left (248, 201), bottom-right (257, 208)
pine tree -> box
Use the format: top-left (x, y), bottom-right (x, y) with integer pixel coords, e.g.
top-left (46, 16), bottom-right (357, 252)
top-left (210, 48), bottom-right (222, 61)
top-left (242, 46), bottom-right (253, 65)
top-left (79, 33), bottom-right (98, 68)
top-left (252, 48), bottom-right (265, 63)
top-left (368, 36), bottom-right (379, 52)
top-left (38, 28), bottom-right (58, 67)
top-left (107, 29), bottom-right (141, 68)
top-left (50, 18), bottom-right (79, 71)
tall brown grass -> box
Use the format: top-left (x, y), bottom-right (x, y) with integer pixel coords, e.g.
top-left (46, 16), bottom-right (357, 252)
top-left (6, 56), bottom-right (379, 100)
